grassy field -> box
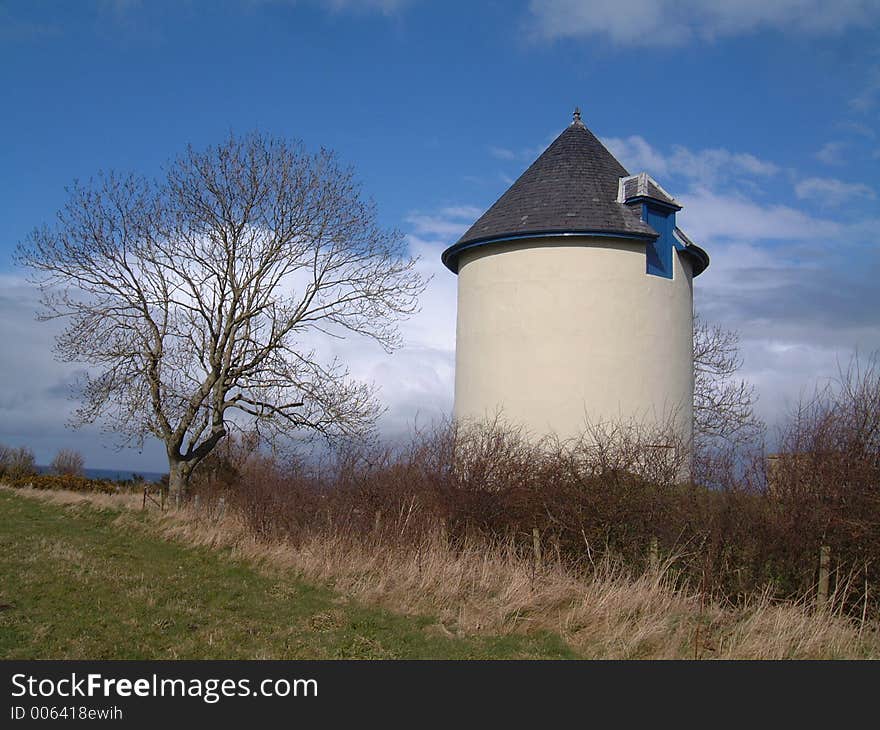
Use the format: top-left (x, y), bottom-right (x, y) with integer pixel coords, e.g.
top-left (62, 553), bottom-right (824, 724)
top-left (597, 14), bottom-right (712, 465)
top-left (0, 489), bottom-right (575, 659)
top-left (2, 486), bottom-right (876, 659)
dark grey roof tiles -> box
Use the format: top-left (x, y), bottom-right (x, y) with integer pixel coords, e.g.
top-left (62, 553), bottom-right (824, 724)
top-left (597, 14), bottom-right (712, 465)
top-left (622, 176), bottom-right (640, 201)
top-left (646, 178), bottom-right (677, 206)
top-left (448, 119), bottom-right (657, 264)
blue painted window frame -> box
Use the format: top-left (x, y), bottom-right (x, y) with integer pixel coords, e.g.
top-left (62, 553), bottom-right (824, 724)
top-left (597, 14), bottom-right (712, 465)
top-left (642, 202), bottom-right (678, 279)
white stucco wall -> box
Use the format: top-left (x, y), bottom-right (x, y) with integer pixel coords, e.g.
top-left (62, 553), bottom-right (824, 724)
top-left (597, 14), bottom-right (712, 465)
top-left (453, 236), bottom-right (694, 446)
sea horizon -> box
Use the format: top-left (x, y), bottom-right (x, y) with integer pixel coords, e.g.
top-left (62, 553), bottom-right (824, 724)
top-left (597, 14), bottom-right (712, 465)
top-left (36, 465), bottom-right (166, 483)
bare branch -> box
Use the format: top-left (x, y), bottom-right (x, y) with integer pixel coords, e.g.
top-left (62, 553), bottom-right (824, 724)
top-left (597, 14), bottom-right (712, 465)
top-left (693, 313), bottom-right (764, 448)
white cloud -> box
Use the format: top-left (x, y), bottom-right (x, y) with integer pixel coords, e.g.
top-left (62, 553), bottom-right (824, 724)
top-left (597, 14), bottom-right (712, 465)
top-left (319, 0), bottom-right (412, 15)
top-left (603, 135), bottom-right (672, 176)
top-left (850, 65), bottom-right (880, 112)
top-left (596, 134), bottom-right (872, 242)
top-left (794, 176), bottom-right (876, 206)
top-left (437, 205), bottom-right (483, 220)
top-left (691, 223), bottom-right (880, 438)
top-left (488, 146), bottom-right (516, 160)
top-left (837, 121), bottom-right (876, 139)
top-left (404, 205), bottom-right (480, 238)
top-left (603, 135), bottom-right (779, 188)
top-left (695, 238), bottom-right (880, 436)
top-left (488, 141), bottom-right (553, 164)
top-left (404, 215), bottom-right (469, 238)
top-left (299, 238), bottom-right (456, 441)
top-left (815, 141), bottom-right (847, 165)
top-left (528, 0), bottom-right (880, 46)
top-left (680, 187), bottom-right (843, 242)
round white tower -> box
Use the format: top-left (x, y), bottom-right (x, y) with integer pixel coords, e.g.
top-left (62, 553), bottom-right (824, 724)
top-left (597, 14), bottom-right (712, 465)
top-left (442, 109), bottom-right (709, 449)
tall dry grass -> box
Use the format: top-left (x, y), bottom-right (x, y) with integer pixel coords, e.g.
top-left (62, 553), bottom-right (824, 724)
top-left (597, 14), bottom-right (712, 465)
top-left (13, 485), bottom-right (877, 659)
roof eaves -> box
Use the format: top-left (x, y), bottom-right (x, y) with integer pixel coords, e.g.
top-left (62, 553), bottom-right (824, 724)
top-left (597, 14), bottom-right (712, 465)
top-left (442, 227), bottom-right (659, 273)
top-left (673, 226), bottom-right (710, 276)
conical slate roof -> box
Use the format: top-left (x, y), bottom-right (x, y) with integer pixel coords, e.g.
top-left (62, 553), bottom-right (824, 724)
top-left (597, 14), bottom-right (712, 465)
top-left (442, 112), bottom-right (660, 272)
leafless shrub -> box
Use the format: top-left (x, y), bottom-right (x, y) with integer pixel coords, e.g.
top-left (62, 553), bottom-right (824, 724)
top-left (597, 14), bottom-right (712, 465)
top-left (0, 445), bottom-right (37, 480)
top-left (50, 448), bottom-right (85, 476)
top-left (182, 397), bottom-right (880, 622)
top-left (767, 353), bottom-right (880, 614)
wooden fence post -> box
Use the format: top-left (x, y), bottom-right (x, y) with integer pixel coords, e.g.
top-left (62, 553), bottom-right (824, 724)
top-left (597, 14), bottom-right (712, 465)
top-left (217, 497), bottom-right (226, 522)
top-left (648, 536), bottom-right (659, 571)
top-left (193, 495), bottom-right (201, 514)
top-left (142, 487), bottom-right (147, 511)
top-left (532, 527), bottom-right (542, 571)
top-left (817, 545), bottom-right (831, 611)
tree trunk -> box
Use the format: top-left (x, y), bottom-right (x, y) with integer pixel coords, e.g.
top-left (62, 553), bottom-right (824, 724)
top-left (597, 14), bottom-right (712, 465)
top-left (168, 459), bottom-right (191, 501)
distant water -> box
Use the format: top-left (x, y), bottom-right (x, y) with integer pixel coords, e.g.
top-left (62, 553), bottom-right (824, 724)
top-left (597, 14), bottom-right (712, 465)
top-left (36, 466), bottom-right (166, 483)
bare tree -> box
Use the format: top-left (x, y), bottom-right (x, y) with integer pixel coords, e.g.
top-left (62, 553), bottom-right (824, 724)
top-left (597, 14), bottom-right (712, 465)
top-left (17, 133), bottom-right (427, 496)
top-left (51, 448), bottom-right (85, 477)
top-left (693, 313), bottom-right (763, 447)
top-left (0, 445), bottom-right (37, 480)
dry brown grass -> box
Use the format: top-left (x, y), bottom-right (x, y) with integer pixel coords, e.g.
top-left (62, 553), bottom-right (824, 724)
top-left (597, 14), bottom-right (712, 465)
top-left (11, 485), bottom-right (877, 659)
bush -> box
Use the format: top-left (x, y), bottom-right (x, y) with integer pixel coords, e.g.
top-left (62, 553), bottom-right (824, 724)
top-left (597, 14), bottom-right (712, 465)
top-left (0, 445), bottom-right (37, 480)
top-left (762, 357), bottom-right (880, 612)
top-left (5, 473), bottom-right (120, 494)
top-left (188, 387), bottom-right (880, 620)
top-left (51, 449), bottom-right (85, 477)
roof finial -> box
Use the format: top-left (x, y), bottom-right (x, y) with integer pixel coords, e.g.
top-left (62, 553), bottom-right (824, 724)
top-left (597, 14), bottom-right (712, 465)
top-left (572, 106), bottom-right (583, 126)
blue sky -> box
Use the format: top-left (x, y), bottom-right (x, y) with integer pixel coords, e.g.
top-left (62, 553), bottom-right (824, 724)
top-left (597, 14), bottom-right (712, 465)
top-left (1, 0), bottom-right (879, 471)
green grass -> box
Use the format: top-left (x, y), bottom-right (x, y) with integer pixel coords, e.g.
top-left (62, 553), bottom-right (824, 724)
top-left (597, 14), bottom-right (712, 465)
top-left (0, 490), bottom-right (576, 659)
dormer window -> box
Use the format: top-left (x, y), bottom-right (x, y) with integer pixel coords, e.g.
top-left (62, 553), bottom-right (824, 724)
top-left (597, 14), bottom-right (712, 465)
top-left (619, 173), bottom-right (683, 280)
